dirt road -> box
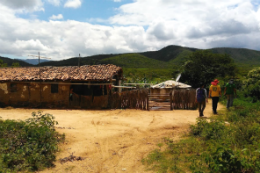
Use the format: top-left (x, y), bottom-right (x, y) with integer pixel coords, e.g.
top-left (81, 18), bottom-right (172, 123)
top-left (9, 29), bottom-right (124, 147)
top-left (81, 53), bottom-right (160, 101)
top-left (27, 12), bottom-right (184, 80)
top-left (0, 100), bottom-right (224, 173)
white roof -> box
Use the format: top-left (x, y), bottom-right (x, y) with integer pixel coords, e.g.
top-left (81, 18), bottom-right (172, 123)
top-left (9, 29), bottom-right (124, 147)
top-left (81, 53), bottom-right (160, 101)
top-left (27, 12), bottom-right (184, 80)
top-left (151, 80), bottom-right (191, 89)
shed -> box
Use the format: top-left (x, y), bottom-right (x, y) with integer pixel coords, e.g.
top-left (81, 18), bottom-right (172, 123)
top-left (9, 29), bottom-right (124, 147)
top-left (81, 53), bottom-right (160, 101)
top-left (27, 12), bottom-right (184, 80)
top-left (150, 80), bottom-right (191, 101)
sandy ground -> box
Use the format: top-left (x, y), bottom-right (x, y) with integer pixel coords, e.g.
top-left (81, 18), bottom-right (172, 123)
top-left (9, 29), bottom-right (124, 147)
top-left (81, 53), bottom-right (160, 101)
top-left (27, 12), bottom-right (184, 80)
top-left (0, 100), bottom-right (224, 173)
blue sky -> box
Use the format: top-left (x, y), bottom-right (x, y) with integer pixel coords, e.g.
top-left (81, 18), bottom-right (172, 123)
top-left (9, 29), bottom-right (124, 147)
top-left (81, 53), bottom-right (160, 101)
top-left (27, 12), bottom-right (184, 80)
top-left (0, 0), bottom-right (260, 60)
top-left (18, 0), bottom-right (131, 24)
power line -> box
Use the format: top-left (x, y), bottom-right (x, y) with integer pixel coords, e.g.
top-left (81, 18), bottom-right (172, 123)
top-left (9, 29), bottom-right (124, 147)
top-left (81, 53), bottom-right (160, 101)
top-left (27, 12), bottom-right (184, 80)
top-left (28, 52), bottom-right (51, 67)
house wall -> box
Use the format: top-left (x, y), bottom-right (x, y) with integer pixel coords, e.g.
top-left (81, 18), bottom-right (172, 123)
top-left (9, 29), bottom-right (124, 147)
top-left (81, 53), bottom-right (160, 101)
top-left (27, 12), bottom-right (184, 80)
top-left (0, 82), bottom-right (110, 109)
top-left (0, 82), bottom-right (70, 108)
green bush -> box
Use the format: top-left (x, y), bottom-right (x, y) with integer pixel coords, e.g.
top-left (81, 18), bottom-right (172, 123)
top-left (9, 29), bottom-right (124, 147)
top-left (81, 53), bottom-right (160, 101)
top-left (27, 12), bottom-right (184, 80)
top-left (201, 121), bottom-right (226, 140)
top-left (243, 67), bottom-right (260, 100)
top-left (0, 111), bottom-right (65, 172)
top-left (190, 118), bottom-right (208, 136)
top-left (208, 147), bottom-right (243, 173)
top-left (190, 119), bottom-right (226, 140)
top-left (234, 122), bottom-right (260, 146)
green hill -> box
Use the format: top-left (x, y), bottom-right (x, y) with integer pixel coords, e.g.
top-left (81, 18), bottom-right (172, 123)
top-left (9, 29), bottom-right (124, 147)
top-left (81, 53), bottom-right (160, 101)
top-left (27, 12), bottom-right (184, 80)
top-left (40, 54), bottom-right (119, 66)
top-left (100, 53), bottom-right (170, 68)
top-left (0, 56), bottom-right (33, 67)
top-left (210, 47), bottom-right (260, 65)
top-left (140, 45), bottom-right (197, 62)
top-left (2, 45), bottom-right (260, 82)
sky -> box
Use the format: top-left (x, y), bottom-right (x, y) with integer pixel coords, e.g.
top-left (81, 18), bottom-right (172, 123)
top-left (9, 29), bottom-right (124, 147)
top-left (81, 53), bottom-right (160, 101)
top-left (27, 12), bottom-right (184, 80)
top-left (0, 0), bottom-right (260, 60)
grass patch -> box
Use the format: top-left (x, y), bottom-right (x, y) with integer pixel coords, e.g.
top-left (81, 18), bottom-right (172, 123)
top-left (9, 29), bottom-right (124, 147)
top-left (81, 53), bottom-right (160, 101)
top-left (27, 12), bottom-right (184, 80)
top-left (0, 111), bottom-right (65, 172)
top-left (143, 94), bottom-right (260, 173)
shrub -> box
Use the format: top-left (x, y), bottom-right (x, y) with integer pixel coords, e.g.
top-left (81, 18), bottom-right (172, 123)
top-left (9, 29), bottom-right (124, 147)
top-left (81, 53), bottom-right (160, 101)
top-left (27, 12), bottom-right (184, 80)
top-left (190, 119), bottom-right (226, 140)
top-left (234, 122), bottom-right (260, 146)
top-left (190, 118), bottom-right (208, 136)
top-left (201, 120), bottom-right (226, 140)
top-left (0, 111), bottom-right (65, 172)
top-left (243, 67), bottom-right (260, 100)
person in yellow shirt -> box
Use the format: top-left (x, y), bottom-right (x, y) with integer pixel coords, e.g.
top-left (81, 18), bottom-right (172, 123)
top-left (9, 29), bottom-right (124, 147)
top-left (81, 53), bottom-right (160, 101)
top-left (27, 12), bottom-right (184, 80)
top-left (208, 79), bottom-right (221, 114)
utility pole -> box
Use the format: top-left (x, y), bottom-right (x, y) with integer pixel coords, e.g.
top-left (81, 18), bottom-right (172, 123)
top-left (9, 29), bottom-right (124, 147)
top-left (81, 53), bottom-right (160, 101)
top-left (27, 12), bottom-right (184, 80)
top-left (28, 52), bottom-right (51, 67)
top-left (78, 54), bottom-right (81, 67)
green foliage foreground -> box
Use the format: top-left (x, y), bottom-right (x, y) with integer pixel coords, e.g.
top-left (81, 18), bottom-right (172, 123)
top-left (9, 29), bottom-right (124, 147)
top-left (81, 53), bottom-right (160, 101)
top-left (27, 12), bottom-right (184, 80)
top-left (142, 95), bottom-right (260, 173)
top-left (0, 111), bottom-right (65, 172)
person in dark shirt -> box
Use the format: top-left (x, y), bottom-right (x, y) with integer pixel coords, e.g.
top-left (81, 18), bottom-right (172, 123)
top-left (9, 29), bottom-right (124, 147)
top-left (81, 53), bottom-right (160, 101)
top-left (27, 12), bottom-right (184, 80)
top-left (196, 84), bottom-right (208, 117)
top-left (224, 79), bottom-right (237, 109)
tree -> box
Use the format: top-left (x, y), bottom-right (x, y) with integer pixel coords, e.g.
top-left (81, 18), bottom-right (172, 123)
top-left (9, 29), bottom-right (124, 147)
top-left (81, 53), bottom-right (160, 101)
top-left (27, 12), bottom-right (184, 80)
top-left (180, 50), bottom-right (236, 88)
top-left (0, 59), bottom-right (7, 67)
top-left (12, 62), bottom-right (20, 67)
top-left (243, 67), bottom-right (260, 100)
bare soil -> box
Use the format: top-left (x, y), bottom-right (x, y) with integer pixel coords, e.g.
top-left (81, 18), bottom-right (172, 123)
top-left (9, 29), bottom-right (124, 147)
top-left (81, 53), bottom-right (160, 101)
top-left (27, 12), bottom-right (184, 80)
top-left (0, 100), bottom-right (224, 173)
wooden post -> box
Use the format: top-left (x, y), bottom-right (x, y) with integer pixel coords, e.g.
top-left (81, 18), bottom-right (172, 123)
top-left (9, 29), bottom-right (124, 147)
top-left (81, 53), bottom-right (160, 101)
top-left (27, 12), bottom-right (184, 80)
top-left (78, 54), bottom-right (81, 67)
top-left (38, 52), bottom-right (40, 67)
top-left (170, 92), bottom-right (173, 110)
top-left (147, 94), bottom-right (149, 111)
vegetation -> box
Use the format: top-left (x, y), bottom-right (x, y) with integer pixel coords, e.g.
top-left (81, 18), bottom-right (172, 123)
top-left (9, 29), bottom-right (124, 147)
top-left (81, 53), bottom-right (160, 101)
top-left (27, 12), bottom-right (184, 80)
top-left (123, 68), bottom-right (173, 84)
top-left (143, 73), bottom-right (260, 173)
top-left (243, 67), bottom-right (260, 101)
top-left (100, 53), bottom-right (170, 69)
top-left (0, 111), bottom-right (65, 172)
top-left (0, 59), bottom-right (7, 67)
top-left (11, 62), bottom-right (20, 67)
top-left (180, 50), bottom-right (237, 88)
top-left (0, 56), bottom-right (32, 67)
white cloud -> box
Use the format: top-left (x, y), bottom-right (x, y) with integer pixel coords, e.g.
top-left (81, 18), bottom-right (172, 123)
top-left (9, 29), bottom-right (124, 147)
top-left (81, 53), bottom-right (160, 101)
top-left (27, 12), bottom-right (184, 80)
top-left (47, 0), bottom-right (62, 6)
top-left (114, 0), bottom-right (121, 2)
top-left (0, 0), bottom-right (260, 61)
top-left (0, 0), bottom-right (44, 12)
top-left (64, 0), bottom-right (82, 8)
top-left (49, 14), bottom-right (63, 20)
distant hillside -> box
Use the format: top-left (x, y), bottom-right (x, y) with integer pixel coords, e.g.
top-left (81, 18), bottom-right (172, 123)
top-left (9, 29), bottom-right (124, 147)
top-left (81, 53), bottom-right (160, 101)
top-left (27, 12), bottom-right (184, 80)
top-left (40, 54), bottom-right (118, 66)
top-left (37, 45), bottom-right (260, 79)
top-left (2, 45), bottom-right (260, 82)
top-left (0, 56), bottom-right (33, 67)
top-left (4, 46), bottom-right (260, 68)
top-left (39, 46), bottom-right (198, 68)
top-left (100, 54), bottom-right (170, 68)
top-left (140, 45), bottom-right (197, 62)
top-left (20, 59), bottom-right (51, 65)
top-left (210, 48), bottom-right (260, 65)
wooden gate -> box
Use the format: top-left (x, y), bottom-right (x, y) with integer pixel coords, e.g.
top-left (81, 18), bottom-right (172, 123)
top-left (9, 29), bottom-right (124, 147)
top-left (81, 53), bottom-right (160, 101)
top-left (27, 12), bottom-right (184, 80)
top-left (148, 93), bottom-right (172, 111)
top-left (149, 89), bottom-right (197, 110)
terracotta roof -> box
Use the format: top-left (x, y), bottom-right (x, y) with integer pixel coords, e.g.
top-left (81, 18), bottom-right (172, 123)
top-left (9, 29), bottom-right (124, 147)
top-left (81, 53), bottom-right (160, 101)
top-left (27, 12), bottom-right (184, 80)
top-left (0, 64), bottom-right (122, 81)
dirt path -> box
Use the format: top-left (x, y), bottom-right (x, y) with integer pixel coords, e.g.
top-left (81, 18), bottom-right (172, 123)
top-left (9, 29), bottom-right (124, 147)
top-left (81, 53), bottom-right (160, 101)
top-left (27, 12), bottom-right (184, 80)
top-left (0, 100), bottom-right (224, 173)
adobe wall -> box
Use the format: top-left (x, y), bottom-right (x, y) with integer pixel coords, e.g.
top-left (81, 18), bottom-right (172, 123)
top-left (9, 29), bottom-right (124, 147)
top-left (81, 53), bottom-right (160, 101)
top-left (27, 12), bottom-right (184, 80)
top-left (0, 82), bottom-right (70, 108)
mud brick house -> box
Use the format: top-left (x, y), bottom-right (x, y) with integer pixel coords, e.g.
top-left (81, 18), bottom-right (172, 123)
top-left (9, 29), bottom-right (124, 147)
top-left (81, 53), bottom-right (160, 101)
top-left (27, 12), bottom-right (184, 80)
top-left (0, 64), bottom-right (123, 109)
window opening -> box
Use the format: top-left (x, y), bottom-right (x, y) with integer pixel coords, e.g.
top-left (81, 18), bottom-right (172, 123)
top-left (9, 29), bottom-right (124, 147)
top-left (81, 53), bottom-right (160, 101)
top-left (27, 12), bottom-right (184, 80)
top-left (51, 84), bottom-right (58, 93)
top-left (10, 83), bottom-right (17, 92)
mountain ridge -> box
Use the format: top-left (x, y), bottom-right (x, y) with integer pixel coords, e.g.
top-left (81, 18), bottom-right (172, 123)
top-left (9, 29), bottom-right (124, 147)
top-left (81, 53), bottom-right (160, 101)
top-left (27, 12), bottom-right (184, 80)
top-left (1, 45), bottom-right (260, 69)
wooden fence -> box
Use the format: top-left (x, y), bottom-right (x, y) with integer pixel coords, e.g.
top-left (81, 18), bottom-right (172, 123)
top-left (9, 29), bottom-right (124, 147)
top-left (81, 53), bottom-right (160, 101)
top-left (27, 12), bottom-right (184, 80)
top-left (69, 88), bottom-right (196, 110)
top-left (109, 89), bottom-right (149, 110)
top-left (170, 89), bottom-right (196, 109)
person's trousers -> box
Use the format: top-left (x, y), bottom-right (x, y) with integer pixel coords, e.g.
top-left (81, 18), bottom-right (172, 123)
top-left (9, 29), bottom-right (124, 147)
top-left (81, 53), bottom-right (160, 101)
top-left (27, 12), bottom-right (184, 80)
top-left (226, 95), bottom-right (234, 109)
top-left (198, 100), bottom-right (206, 116)
top-left (212, 97), bottom-right (219, 113)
